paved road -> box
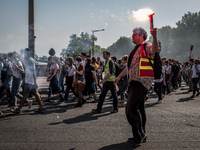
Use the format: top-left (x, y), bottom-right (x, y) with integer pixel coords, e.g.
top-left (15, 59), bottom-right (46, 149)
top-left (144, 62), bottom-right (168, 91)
top-left (0, 77), bottom-right (200, 150)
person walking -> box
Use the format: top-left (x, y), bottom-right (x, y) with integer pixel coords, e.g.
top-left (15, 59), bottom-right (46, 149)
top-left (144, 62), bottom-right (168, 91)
top-left (190, 59), bottom-right (200, 98)
top-left (44, 56), bottom-right (63, 102)
top-left (118, 55), bottom-right (128, 107)
top-left (82, 58), bottom-right (98, 103)
top-left (59, 57), bottom-right (78, 106)
top-left (163, 60), bottom-right (171, 94)
top-left (74, 56), bottom-right (86, 107)
top-left (13, 48), bottom-right (44, 114)
top-left (114, 27), bottom-right (158, 146)
top-left (10, 52), bottom-right (32, 110)
top-left (92, 51), bottom-right (118, 113)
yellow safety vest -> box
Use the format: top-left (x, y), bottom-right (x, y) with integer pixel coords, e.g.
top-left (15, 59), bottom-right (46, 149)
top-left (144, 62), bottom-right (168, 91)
top-left (104, 59), bottom-right (116, 82)
top-left (139, 44), bottom-right (154, 78)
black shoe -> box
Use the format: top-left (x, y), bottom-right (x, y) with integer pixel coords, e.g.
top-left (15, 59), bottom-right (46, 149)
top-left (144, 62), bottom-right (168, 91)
top-left (35, 108), bottom-right (45, 113)
top-left (166, 91), bottom-right (171, 95)
top-left (128, 136), bottom-right (147, 144)
top-left (74, 102), bottom-right (82, 108)
top-left (44, 98), bottom-right (50, 102)
top-left (196, 92), bottom-right (200, 96)
top-left (59, 94), bottom-right (63, 98)
top-left (12, 108), bottom-right (21, 114)
top-left (92, 99), bottom-right (98, 103)
top-left (86, 97), bottom-right (91, 100)
top-left (127, 138), bottom-right (141, 147)
top-left (191, 95), bottom-right (195, 98)
top-left (92, 108), bottom-right (101, 113)
top-left (111, 109), bottom-right (118, 113)
top-left (108, 95), bottom-right (113, 99)
top-left (58, 97), bottom-right (64, 102)
top-left (81, 98), bottom-right (87, 105)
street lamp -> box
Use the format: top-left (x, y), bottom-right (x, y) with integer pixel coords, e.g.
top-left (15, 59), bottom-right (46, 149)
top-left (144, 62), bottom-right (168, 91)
top-left (92, 29), bottom-right (105, 57)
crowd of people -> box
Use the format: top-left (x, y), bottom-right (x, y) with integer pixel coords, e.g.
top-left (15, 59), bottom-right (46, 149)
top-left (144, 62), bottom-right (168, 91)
top-left (0, 27), bottom-right (200, 147)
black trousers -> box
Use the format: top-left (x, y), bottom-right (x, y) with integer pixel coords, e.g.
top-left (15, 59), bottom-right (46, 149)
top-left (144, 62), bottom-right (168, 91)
top-left (97, 81), bottom-right (118, 110)
top-left (83, 76), bottom-right (95, 96)
top-left (163, 74), bottom-right (170, 94)
top-left (154, 81), bottom-right (163, 100)
top-left (126, 81), bottom-right (148, 139)
top-left (192, 77), bottom-right (199, 95)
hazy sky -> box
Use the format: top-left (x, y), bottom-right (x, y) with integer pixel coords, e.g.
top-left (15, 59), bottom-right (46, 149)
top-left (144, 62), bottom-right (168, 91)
top-left (0, 0), bottom-right (200, 57)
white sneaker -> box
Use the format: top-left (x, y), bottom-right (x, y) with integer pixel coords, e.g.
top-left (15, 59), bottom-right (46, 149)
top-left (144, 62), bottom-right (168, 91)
top-left (59, 102), bottom-right (67, 106)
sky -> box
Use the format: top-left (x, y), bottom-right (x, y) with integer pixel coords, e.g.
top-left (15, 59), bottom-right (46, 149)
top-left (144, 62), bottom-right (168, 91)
top-left (0, 0), bottom-right (200, 57)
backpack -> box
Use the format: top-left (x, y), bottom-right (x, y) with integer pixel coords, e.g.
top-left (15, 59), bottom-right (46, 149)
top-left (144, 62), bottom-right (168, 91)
top-left (115, 64), bottom-right (123, 77)
top-left (143, 43), bottom-right (162, 80)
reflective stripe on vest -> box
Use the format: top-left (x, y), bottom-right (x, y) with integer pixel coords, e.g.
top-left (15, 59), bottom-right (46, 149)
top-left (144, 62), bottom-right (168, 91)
top-left (104, 59), bottom-right (116, 82)
top-left (139, 44), bottom-right (154, 78)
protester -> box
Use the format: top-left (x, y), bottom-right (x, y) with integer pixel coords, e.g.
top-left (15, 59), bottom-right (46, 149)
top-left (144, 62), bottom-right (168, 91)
top-left (118, 55), bottom-right (128, 107)
top-left (114, 27), bottom-right (158, 146)
top-left (91, 57), bottom-right (99, 93)
top-left (59, 57), bottom-right (67, 94)
top-left (83, 58), bottom-right (98, 102)
top-left (74, 56), bottom-right (86, 107)
top-left (13, 48), bottom-right (44, 114)
top-left (44, 56), bottom-right (63, 102)
top-left (188, 58), bottom-right (194, 92)
top-left (97, 57), bottom-right (103, 91)
top-left (190, 59), bottom-right (200, 98)
top-left (10, 52), bottom-right (32, 110)
top-left (171, 59), bottom-right (179, 90)
top-left (163, 60), bottom-right (171, 94)
top-left (92, 51), bottom-right (118, 113)
top-left (80, 52), bottom-right (87, 66)
top-left (59, 57), bottom-right (78, 106)
top-left (154, 63), bottom-right (166, 103)
top-left (182, 62), bottom-right (190, 85)
top-left (0, 53), bottom-right (12, 106)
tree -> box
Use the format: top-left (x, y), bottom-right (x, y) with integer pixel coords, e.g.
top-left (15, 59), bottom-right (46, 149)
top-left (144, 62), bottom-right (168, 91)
top-left (61, 32), bottom-right (97, 58)
top-left (107, 36), bottom-right (135, 58)
top-left (157, 11), bottom-right (200, 61)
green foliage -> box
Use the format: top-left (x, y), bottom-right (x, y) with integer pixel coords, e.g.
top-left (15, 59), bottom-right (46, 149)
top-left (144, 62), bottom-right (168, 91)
top-left (158, 11), bottom-right (200, 61)
top-left (60, 32), bottom-right (97, 58)
top-left (107, 36), bottom-right (135, 59)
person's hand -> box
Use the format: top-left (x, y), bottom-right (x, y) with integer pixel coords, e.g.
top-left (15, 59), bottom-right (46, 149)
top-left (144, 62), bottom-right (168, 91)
top-left (100, 79), bottom-right (105, 84)
top-left (113, 77), bottom-right (121, 85)
top-left (163, 81), bottom-right (166, 86)
top-left (95, 81), bottom-right (98, 86)
top-left (150, 28), bottom-right (157, 38)
top-left (34, 83), bottom-right (38, 89)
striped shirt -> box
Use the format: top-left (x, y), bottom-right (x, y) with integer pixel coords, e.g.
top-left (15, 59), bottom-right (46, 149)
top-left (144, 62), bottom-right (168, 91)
top-left (127, 42), bottom-right (154, 90)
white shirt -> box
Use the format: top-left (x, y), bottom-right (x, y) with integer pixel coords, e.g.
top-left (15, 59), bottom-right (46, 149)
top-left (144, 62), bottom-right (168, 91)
top-left (155, 67), bottom-right (165, 83)
top-left (25, 57), bottom-right (36, 85)
top-left (191, 64), bottom-right (200, 78)
top-left (68, 65), bottom-right (76, 77)
top-left (12, 59), bottom-right (23, 79)
top-left (81, 60), bottom-right (86, 66)
top-left (165, 65), bottom-right (171, 74)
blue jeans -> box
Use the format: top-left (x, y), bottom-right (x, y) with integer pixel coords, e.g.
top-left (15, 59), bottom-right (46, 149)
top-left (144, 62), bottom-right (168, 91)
top-left (59, 73), bottom-right (65, 93)
top-left (64, 76), bottom-right (78, 102)
top-left (48, 75), bottom-right (61, 97)
top-left (77, 76), bottom-right (84, 82)
top-left (11, 77), bottom-right (23, 106)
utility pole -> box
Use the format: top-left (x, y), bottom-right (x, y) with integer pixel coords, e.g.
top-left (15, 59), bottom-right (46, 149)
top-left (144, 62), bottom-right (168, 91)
top-left (92, 29), bottom-right (105, 57)
top-left (29, 0), bottom-right (35, 59)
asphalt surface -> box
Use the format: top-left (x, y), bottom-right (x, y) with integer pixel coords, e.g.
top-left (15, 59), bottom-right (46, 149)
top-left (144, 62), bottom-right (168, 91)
top-left (0, 77), bottom-right (200, 150)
